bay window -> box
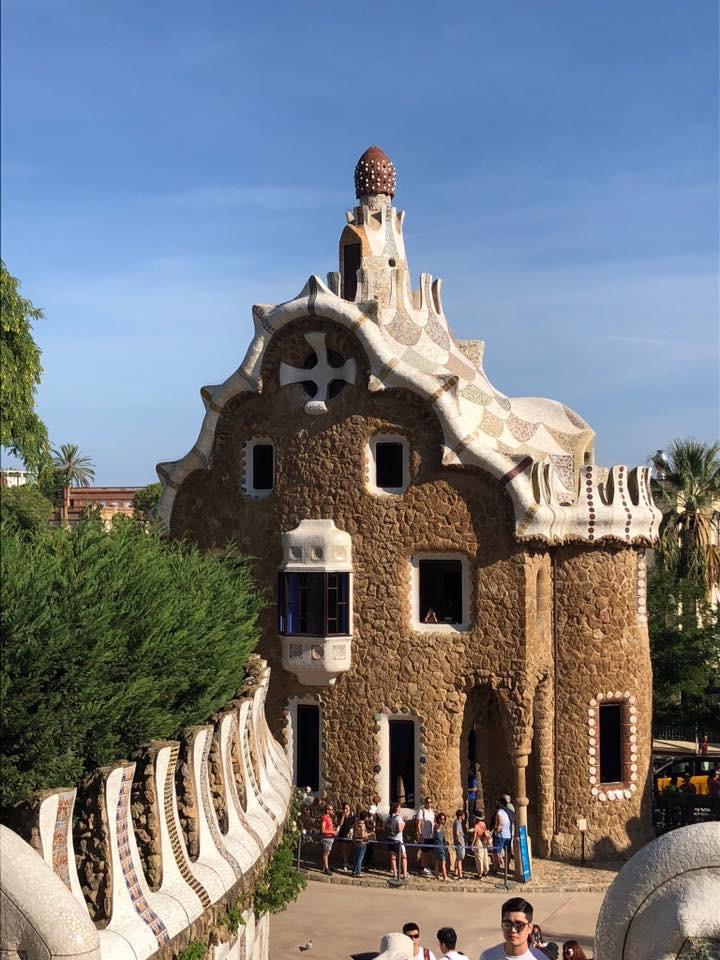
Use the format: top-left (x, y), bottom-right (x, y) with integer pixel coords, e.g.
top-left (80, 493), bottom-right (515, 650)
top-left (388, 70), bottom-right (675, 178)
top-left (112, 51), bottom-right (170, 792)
top-left (279, 571), bottom-right (350, 636)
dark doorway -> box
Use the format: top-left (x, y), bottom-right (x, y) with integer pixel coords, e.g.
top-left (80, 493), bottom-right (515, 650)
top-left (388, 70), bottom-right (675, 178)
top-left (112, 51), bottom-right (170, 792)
top-left (461, 686), bottom-right (513, 818)
top-left (343, 242), bottom-right (361, 301)
top-left (389, 719), bottom-right (415, 807)
top-left (296, 704), bottom-right (320, 792)
top-left (599, 702), bottom-right (623, 784)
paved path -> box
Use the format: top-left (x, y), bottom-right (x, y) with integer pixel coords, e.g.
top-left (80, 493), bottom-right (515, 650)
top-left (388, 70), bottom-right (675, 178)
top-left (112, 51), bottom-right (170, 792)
top-left (271, 881), bottom-right (603, 959)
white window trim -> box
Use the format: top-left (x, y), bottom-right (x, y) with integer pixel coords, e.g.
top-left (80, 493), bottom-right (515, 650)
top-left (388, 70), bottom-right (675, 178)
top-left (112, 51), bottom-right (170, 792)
top-left (243, 437), bottom-right (274, 499)
top-left (366, 433), bottom-right (410, 496)
top-left (375, 712), bottom-right (422, 817)
top-left (408, 552), bottom-right (471, 633)
top-left (286, 696), bottom-right (323, 796)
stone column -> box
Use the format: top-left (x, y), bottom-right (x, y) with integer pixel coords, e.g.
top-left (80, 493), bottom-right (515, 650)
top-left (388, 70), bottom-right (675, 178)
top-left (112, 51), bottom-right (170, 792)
top-left (513, 751), bottom-right (529, 830)
top-left (513, 750), bottom-right (531, 878)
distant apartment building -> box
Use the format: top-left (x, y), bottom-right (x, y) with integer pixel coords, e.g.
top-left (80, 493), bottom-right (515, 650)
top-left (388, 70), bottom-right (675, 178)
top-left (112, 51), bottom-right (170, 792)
top-left (55, 487), bottom-right (141, 527)
top-left (0, 468), bottom-right (29, 487)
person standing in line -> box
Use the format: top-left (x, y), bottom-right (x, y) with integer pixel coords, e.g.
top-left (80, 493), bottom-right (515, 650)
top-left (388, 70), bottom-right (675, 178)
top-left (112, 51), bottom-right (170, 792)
top-left (492, 800), bottom-right (512, 871)
top-left (436, 927), bottom-right (469, 958)
top-left (416, 795), bottom-right (436, 877)
top-left (478, 897), bottom-right (546, 959)
top-left (402, 922), bottom-right (438, 960)
top-left (320, 802), bottom-right (336, 875)
top-left (336, 801), bottom-right (355, 871)
top-left (708, 769), bottom-right (720, 820)
top-left (352, 810), bottom-right (372, 877)
top-left (388, 800), bottom-right (409, 879)
top-left (680, 773), bottom-right (697, 825)
top-left (502, 793), bottom-right (516, 816)
top-left (365, 793), bottom-right (381, 870)
top-left (452, 809), bottom-right (466, 880)
top-left (432, 813), bottom-right (449, 881)
top-left (470, 809), bottom-right (492, 878)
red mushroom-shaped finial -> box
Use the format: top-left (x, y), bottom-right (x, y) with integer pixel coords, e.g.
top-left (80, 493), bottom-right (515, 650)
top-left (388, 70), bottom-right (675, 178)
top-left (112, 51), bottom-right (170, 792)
top-left (354, 145), bottom-right (396, 200)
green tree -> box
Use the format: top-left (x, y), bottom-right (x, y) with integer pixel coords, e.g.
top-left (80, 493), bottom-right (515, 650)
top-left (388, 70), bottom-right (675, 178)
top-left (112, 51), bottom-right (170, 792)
top-left (253, 790), bottom-right (306, 915)
top-left (0, 261), bottom-right (49, 472)
top-left (651, 439), bottom-right (720, 591)
top-left (0, 516), bottom-right (263, 810)
top-left (51, 443), bottom-right (95, 521)
top-left (648, 568), bottom-right (719, 722)
top-left (132, 482), bottom-right (162, 521)
top-left (0, 484), bottom-right (54, 532)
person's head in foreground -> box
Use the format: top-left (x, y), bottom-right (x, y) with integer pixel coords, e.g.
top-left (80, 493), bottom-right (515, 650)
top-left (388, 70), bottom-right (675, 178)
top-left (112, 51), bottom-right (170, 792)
top-left (436, 927), bottom-right (462, 956)
top-left (501, 898), bottom-right (534, 953)
top-left (376, 932), bottom-right (414, 960)
top-left (402, 923), bottom-right (422, 956)
top-left (562, 941), bottom-right (588, 960)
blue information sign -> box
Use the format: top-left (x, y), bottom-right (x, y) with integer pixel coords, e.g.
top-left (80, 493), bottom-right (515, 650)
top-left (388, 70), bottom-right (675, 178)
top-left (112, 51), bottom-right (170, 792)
top-left (518, 825), bottom-right (532, 883)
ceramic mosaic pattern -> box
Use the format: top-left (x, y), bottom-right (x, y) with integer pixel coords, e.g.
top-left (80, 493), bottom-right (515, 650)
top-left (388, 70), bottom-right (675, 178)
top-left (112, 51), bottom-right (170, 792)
top-left (115, 765), bottom-right (170, 944)
top-left (224, 718), bottom-right (265, 851)
top-left (51, 793), bottom-right (74, 889)
top-left (199, 733), bottom-right (242, 877)
top-left (157, 162), bottom-right (662, 545)
top-left (241, 715), bottom-right (276, 823)
top-left (163, 744), bottom-right (211, 908)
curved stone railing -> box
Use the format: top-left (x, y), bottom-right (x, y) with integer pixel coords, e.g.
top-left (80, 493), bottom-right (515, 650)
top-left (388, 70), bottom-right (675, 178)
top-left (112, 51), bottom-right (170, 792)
top-left (0, 658), bottom-right (292, 960)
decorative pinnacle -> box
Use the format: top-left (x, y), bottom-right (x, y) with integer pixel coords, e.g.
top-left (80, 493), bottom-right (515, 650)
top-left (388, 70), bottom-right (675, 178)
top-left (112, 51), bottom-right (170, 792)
top-left (354, 145), bottom-right (396, 199)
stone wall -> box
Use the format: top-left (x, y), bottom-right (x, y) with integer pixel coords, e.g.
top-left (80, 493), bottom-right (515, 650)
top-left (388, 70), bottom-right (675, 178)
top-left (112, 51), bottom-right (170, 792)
top-left (1, 657), bottom-right (292, 960)
top-left (167, 316), bottom-right (654, 859)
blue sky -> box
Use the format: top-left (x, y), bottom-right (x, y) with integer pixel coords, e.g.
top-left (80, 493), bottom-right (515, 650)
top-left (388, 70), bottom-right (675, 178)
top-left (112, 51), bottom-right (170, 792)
top-left (2, 1), bottom-right (718, 485)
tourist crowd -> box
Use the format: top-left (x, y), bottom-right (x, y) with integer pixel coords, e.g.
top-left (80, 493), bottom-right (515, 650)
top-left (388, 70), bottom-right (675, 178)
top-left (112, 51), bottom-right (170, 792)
top-left (661, 768), bottom-right (720, 827)
top-left (305, 791), bottom-right (518, 880)
top-left (370, 898), bottom-right (591, 960)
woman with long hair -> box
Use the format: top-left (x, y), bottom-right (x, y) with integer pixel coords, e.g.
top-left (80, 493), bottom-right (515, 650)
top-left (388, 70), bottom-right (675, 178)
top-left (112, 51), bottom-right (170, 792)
top-left (562, 941), bottom-right (590, 960)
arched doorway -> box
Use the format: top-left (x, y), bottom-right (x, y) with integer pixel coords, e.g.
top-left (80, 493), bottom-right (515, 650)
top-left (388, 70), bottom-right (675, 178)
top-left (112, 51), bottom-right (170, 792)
top-left (461, 684), bottom-right (514, 819)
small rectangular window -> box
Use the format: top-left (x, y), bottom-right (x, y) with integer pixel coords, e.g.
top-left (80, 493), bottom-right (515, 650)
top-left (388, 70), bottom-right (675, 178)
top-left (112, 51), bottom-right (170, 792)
top-left (599, 702), bottom-right (623, 784)
top-left (389, 719), bottom-right (416, 807)
top-left (279, 572), bottom-right (350, 636)
top-left (376, 442), bottom-right (404, 489)
top-left (296, 704), bottom-right (320, 792)
top-left (419, 559), bottom-right (463, 625)
top-left (343, 242), bottom-right (361, 301)
top-left (252, 444), bottom-right (274, 491)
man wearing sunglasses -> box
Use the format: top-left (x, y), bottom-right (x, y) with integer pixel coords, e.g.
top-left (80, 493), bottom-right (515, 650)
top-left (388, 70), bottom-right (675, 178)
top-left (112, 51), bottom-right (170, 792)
top-left (402, 921), bottom-right (437, 960)
top-left (478, 898), bottom-right (546, 959)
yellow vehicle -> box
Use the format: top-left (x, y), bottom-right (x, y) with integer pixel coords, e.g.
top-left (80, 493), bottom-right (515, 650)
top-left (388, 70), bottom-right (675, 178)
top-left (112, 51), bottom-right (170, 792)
top-left (654, 755), bottom-right (715, 797)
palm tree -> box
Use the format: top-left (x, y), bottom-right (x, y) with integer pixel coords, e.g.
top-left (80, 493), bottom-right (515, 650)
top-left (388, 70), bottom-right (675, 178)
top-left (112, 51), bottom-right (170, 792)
top-left (51, 443), bottom-right (95, 521)
top-left (651, 438), bottom-right (720, 592)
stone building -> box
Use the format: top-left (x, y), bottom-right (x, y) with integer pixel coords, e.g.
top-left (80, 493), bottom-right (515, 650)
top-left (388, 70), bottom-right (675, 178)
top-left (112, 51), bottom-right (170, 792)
top-left (158, 147), bottom-right (662, 860)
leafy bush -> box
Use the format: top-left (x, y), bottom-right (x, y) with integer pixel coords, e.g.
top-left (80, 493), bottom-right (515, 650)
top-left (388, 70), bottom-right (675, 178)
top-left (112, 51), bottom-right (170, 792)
top-left (132, 482), bottom-right (162, 521)
top-left (223, 903), bottom-right (245, 934)
top-left (0, 515), bottom-right (263, 811)
top-left (177, 942), bottom-right (206, 960)
top-left (253, 790), bottom-right (306, 915)
top-left (0, 484), bottom-right (54, 532)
